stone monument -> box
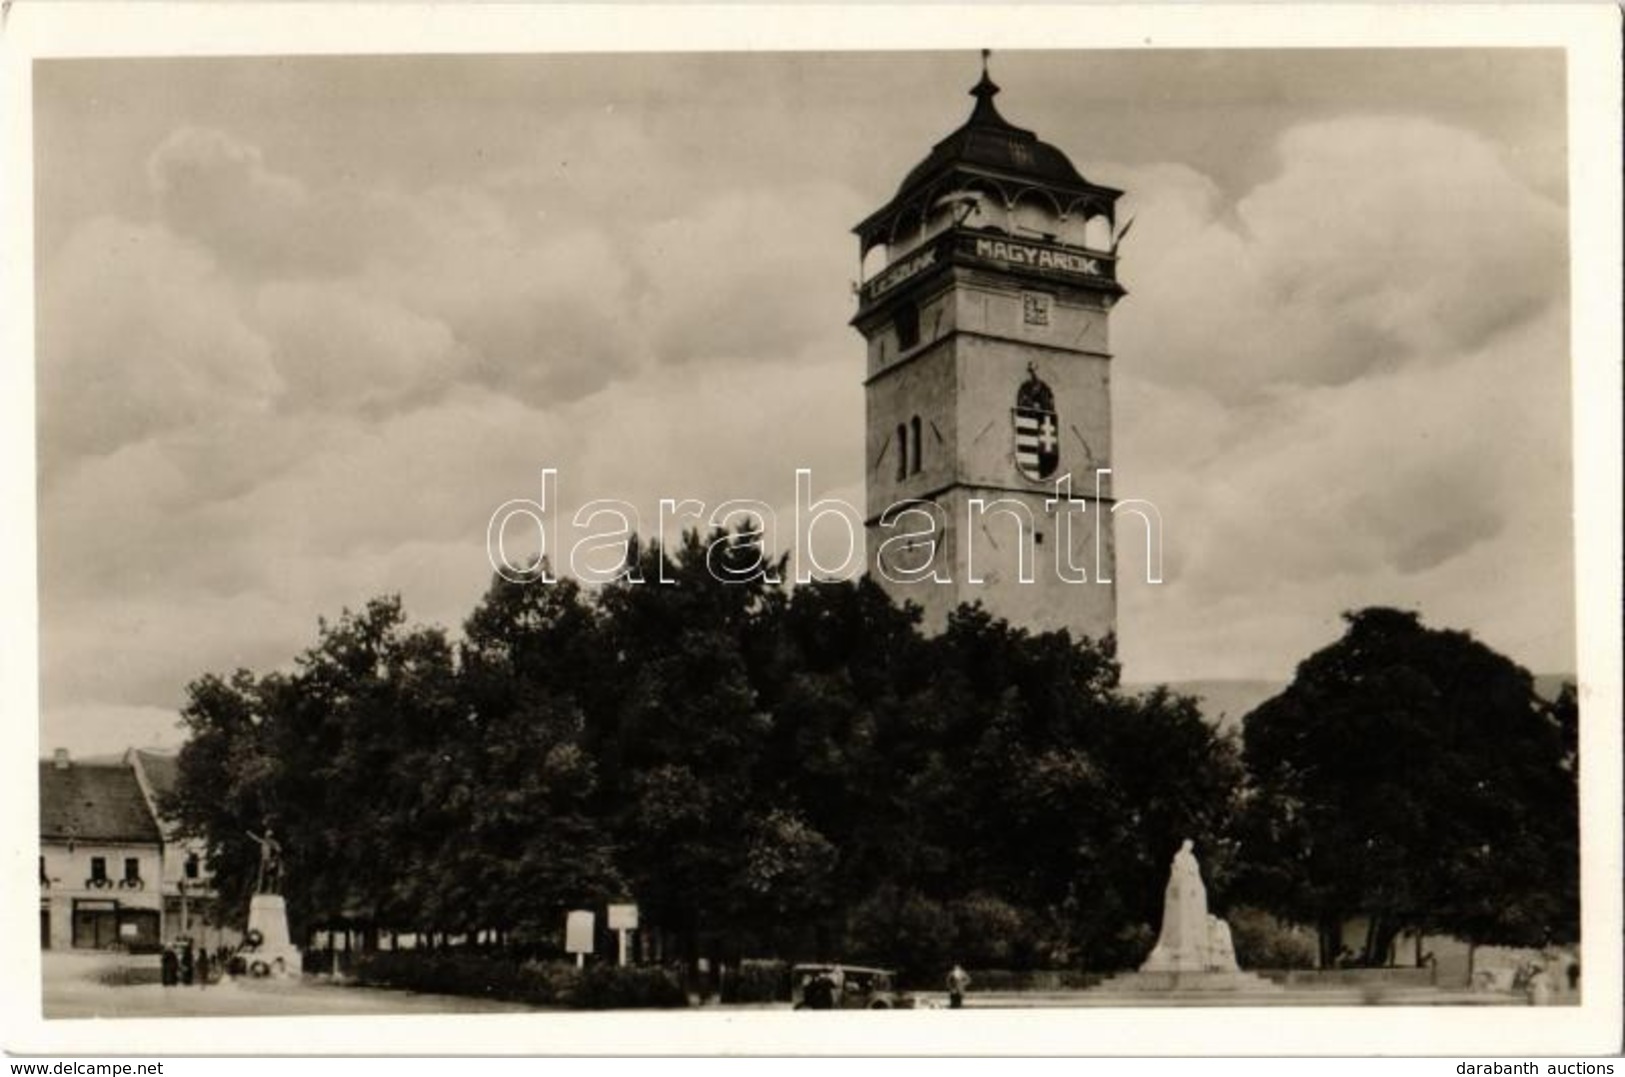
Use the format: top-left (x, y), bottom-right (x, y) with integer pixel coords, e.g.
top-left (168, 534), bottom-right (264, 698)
top-left (1141, 839), bottom-right (1211, 972)
top-left (1091, 839), bottom-right (1279, 996)
top-left (240, 828), bottom-right (301, 978)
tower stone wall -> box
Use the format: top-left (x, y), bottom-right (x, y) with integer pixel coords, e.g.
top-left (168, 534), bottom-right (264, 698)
top-left (855, 66), bottom-right (1125, 644)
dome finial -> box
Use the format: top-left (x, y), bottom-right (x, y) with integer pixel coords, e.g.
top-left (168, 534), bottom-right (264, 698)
top-left (969, 48), bottom-right (1003, 124)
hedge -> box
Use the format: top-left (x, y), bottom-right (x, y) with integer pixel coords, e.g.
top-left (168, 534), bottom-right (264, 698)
top-left (720, 959), bottom-right (791, 1003)
top-left (353, 951), bottom-right (688, 1009)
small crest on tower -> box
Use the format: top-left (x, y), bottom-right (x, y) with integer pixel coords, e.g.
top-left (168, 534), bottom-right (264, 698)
top-left (1012, 364), bottom-right (1060, 481)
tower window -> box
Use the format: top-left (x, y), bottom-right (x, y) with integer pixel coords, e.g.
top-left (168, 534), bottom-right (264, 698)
top-left (895, 302), bottom-right (920, 351)
top-left (895, 423), bottom-right (908, 481)
top-left (909, 416), bottom-right (923, 475)
top-left (184, 853), bottom-right (201, 880)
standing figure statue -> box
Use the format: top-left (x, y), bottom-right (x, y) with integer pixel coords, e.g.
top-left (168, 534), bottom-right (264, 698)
top-left (1140, 839), bottom-right (1211, 973)
top-left (247, 828), bottom-right (284, 895)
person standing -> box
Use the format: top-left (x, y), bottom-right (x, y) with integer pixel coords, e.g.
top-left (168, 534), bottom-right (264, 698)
top-left (946, 964), bottom-right (972, 1009)
top-left (1527, 962), bottom-right (1553, 1006)
top-left (196, 947), bottom-right (212, 987)
top-left (180, 942), bottom-right (195, 986)
top-left (160, 946), bottom-right (179, 987)
top-left (804, 969), bottom-right (836, 1010)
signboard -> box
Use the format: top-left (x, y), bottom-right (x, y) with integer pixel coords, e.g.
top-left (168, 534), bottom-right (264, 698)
top-left (565, 910), bottom-right (595, 954)
top-left (119, 921), bottom-right (138, 939)
top-left (861, 245), bottom-right (940, 303)
top-left (971, 236), bottom-right (1102, 277)
top-left (607, 903), bottom-right (639, 931)
top-left (860, 232), bottom-right (1113, 312)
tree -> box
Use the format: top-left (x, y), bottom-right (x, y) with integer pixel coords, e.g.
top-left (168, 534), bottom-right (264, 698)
top-left (455, 571), bottom-right (624, 942)
top-left (165, 669), bottom-right (279, 925)
top-left (171, 597), bottom-right (469, 943)
top-left (1237, 607), bottom-right (1577, 965)
top-left (589, 528), bottom-right (783, 963)
top-left (165, 542), bottom-right (1250, 974)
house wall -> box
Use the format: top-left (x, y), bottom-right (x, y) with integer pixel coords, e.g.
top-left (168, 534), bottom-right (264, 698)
top-left (40, 840), bottom-right (163, 950)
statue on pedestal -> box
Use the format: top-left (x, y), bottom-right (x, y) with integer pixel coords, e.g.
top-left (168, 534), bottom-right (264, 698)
top-left (240, 825), bottom-right (300, 978)
top-left (247, 829), bottom-right (283, 895)
top-left (1141, 839), bottom-right (1211, 972)
top-left (1089, 838), bottom-right (1280, 995)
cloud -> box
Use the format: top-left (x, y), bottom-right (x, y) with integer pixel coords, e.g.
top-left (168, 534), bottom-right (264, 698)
top-left (254, 279), bottom-right (472, 415)
top-left (1108, 114), bottom-right (1571, 681)
top-left (1113, 116), bottom-right (1567, 402)
top-left (34, 89), bottom-right (1576, 748)
top-left (142, 125), bottom-right (651, 406)
top-left (37, 216), bottom-right (282, 469)
top-left (636, 183), bottom-right (866, 366)
top-left (147, 126), bottom-right (314, 273)
top-left (369, 216), bottom-right (646, 406)
top-left (1117, 293), bottom-right (1571, 681)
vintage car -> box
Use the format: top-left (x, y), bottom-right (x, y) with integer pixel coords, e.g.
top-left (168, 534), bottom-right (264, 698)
top-left (790, 963), bottom-right (917, 1009)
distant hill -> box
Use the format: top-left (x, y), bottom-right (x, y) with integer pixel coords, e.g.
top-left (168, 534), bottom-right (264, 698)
top-left (1124, 673), bottom-right (1576, 734)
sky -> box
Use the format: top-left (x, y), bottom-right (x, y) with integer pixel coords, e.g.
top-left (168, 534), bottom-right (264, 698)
top-left (30, 48), bottom-right (1576, 754)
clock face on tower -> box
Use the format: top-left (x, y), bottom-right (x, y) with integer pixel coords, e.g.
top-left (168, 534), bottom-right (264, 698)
top-left (1012, 368), bottom-right (1060, 481)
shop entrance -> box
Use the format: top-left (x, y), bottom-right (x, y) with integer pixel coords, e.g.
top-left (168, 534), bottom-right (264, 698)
top-left (73, 900), bottom-right (119, 949)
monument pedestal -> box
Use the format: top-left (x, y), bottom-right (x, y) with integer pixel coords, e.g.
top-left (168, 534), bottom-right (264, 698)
top-left (1092, 969), bottom-right (1283, 995)
top-left (242, 893), bottom-right (301, 978)
top-left (1089, 839), bottom-right (1281, 998)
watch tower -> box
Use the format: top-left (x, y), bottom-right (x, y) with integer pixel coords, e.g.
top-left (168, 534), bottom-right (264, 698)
top-left (853, 58), bottom-right (1126, 642)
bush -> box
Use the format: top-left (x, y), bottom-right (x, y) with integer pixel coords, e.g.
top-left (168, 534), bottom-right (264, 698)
top-left (949, 894), bottom-right (1031, 969)
top-left (1226, 907), bottom-right (1318, 970)
top-left (352, 951), bottom-right (688, 1009)
top-left (569, 964), bottom-right (688, 1009)
top-left (722, 959), bottom-right (790, 1003)
top-left (355, 951), bottom-right (550, 1003)
top-left (846, 886), bottom-right (954, 982)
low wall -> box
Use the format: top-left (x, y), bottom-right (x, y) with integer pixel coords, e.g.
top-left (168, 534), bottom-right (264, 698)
top-left (1257, 967), bottom-right (1436, 988)
top-left (956, 969), bottom-right (1104, 992)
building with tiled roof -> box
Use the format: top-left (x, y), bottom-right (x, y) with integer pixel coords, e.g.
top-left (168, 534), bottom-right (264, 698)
top-left (40, 752), bottom-right (164, 846)
top-left (39, 748), bottom-right (236, 951)
top-left (127, 747), bottom-right (230, 947)
top-left (39, 749), bottom-right (164, 950)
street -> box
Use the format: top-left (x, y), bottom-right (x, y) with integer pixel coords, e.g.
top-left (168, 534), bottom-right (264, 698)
top-left (42, 952), bottom-right (539, 1019)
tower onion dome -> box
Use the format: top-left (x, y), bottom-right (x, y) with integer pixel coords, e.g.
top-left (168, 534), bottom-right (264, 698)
top-left (854, 62), bottom-right (1121, 258)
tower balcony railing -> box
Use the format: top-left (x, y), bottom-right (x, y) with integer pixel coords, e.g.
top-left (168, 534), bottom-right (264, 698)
top-left (857, 225), bottom-right (1119, 313)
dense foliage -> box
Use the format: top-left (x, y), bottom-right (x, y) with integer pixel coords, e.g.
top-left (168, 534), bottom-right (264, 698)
top-left (166, 540), bottom-right (1575, 977)
top-left (351, 951), bottom-right (688, 1009)
top-left (167, 530), bottom-right (1240, 976)
top-left (1235, 608), bottom-right (1578, 964)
